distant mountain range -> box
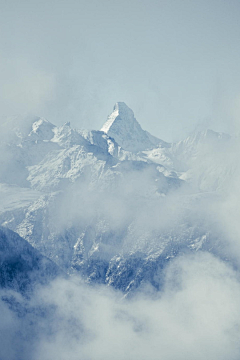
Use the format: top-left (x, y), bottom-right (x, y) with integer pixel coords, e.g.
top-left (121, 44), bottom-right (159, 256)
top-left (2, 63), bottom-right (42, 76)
top-left (0, 102), bottom-right (237, 296)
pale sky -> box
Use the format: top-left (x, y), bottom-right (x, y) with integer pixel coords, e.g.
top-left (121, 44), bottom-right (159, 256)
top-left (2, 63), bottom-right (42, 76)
top-left (1, 0), bottom-right (240, 141)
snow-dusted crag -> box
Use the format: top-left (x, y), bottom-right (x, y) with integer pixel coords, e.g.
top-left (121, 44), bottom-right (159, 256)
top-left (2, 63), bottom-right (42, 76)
top-left (101, 102), bottom-right (169, 152)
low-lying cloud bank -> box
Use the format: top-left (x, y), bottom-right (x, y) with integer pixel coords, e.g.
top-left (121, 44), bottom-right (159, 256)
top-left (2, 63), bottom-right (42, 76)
top-left (1, 107), bottom-right (240, 359)
top-left (1, 251), bottom-right (240, 360)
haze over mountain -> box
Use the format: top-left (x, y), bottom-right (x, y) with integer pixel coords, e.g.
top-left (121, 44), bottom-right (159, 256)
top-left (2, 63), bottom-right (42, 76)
top-left (0, 102), bottom-right (240, 360)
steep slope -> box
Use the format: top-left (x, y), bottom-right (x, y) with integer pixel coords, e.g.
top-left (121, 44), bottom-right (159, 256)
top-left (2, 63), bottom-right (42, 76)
top-left (0, 116), bottom-right (59, 187)
top-left (0, 226), bottom-right (60, 295)
top-left (101, 102), bottom-right (169, 152)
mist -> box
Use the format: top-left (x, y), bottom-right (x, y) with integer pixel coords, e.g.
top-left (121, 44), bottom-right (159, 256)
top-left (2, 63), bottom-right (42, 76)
top-left (1, 91), bottom-right (240, 360)
top-left (1, 251), bottom-right (240, 360)
top-left (1, 112), bottom-right (240, 358)
top-left (0, 125), bottom-right (240, 359)
top-left (1, 0), bottom-right (240, 358)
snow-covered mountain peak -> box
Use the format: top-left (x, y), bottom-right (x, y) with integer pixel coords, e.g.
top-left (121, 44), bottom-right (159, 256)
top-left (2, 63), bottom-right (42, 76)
top-left (112, 102), bottom-right (135, 120)
top-left (51, 121), bottom-right (88, 148)
top-left (101, 102), bottom-right (165, 152)
top-left (101, 102), bottom-right (134, 134)
top-left (29, 117), bottom-right (55, 141)
top-left (31, 117), bottom-right (52, 130)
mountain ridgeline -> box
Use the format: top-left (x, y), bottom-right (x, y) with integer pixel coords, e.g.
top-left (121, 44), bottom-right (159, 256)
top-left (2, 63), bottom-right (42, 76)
top-left (0, 102), bottom-right (236, 296)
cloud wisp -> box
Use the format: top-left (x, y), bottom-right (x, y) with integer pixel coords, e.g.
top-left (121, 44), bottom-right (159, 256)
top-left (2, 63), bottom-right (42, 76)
top-left (1, 251), bottom-right (240, 360)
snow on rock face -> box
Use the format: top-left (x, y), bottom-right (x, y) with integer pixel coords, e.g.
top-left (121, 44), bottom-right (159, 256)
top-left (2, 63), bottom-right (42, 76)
top-left (79, 129), bottom-right (120, 158)
top-left (101, 102), bottom-right (168, 152)
top-left (28, 117), bottom-right (55, 141)
top-left (0, 115), bottom-right (55, 143)
top-left (51, 122), bottom-right (89, 148)
top-left (101, 102), bottom-right (135, 133)
top-left (78, 129), bottom-right (143, 163)
top-left (27, 145), bottom-right (110, 191)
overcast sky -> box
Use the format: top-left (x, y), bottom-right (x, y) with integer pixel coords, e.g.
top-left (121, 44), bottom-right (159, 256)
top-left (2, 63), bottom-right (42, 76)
top-left (1, 0), bottom-right (240, 141)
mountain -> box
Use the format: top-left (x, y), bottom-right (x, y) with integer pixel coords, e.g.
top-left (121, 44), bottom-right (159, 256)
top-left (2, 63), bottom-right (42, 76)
top-left (0, 226), bottom-right (60, 295)
top-left (0, 107), bottom-right (182, 283)
top-left (0, 103), bottom-right (237, 296)
top-left (101, 102), bottom-right (169, 152)
top-left (172, 129), bottom-right (231, 164)
top-left (172, 129), bottom-right (235, 191)
top-left (0, 103), bottom-right (240, 360)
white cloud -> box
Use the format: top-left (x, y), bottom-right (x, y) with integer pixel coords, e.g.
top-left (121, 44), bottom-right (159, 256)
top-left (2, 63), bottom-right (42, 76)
top-left (5, 252), bottom-right (239, 360)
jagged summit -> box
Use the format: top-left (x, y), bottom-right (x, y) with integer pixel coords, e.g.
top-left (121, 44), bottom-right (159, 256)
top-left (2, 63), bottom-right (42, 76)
top-left (101, 102), bottom-right (134, 134)
top-left (28, 117), bottom-right (55, 141)
top-left (114, 101), bottom-right (133, 112)
top-left (101, 102), bottom-right (166, 152)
